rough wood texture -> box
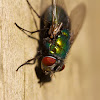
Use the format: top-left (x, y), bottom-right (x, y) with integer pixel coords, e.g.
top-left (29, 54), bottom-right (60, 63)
top-left (1, 0), bottom-right (100, 100)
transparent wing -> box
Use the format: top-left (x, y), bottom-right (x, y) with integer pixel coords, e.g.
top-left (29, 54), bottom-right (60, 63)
top-left (54, 0), bottom-right (69, 26)
top-left (56, 0), bottom-right (67, 10)
top-left (40, 0), bottom-right (52, 15)
top-left (40, 0), bottom-right (70, 30)
top-left (40, 0), bottom-right (68, 16)
top-left (70, 3), bottom-right (86, 45)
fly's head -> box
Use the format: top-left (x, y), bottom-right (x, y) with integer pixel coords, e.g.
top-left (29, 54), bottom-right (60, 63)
top-left (41, 56), bottom-right (65, 75)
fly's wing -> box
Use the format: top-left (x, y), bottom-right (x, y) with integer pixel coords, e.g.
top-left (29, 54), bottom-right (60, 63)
top-left (55, 0), bottom-right (67, 10)
top-left (40, 0), bottom-right (67, 15)
top-left (40, 0), bottom-right (69, 23)
top-left (40, 0), bottom-right (52, 16)
top-left (70, 3), bottom-right (86, 45)
top-left (53, 0), bottom-right (68, 26)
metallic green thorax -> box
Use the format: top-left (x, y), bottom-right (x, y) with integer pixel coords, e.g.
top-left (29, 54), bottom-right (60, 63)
top-left (45, 30), bottom-right (70, 59)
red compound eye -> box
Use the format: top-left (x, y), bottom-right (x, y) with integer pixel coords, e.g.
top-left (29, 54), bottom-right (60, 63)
top-left (60, 64), bottom-right (65, 71)
top-left (42, 56), bottom-right (56, 66)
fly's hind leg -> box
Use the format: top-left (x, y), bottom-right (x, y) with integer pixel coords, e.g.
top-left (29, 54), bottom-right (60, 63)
top-left (26, 0), bottom-right (41, 19)
top-left (26, 0), bottom-right (40, 30)
top-left (15, 0), bottom-right (50, 40)
top-left (26, 0), bottom-right (50, 24)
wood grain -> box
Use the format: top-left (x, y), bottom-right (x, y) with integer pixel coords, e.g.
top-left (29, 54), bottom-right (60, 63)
top-left (0, 0), bottom-right (100, 100)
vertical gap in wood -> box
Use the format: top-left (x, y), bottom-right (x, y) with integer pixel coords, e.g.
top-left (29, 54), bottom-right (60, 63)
top-left (24, 71), bottom-right (26, 100)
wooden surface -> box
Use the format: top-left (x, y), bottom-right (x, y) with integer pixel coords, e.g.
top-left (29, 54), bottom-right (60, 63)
top-left (0, 0), bottom-right (100, 100)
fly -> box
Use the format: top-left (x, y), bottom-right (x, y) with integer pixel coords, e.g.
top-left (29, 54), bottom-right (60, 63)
top-left (15, 0), bottom-right (86, 76)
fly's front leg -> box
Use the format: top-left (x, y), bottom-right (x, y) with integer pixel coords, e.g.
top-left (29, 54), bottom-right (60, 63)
top-left (16, 58), bottom-right (36, 71)
top-left (16, 51), bottom-right (42, 71)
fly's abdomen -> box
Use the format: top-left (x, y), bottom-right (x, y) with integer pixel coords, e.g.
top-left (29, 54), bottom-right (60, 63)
top-left (41, 6), bottom-right (70, 30)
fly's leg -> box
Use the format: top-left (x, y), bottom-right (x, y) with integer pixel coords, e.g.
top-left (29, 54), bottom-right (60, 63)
top-left (16, 51), bottom-right (42, 71)
top-left (26, 0), bottom-right (50, 24)
top-left (15, 0), bottom-right (50, 40)
top-left (26, 0), bottom-right (41, 19)
top-left (16, 58), bottom-right (36, 71)
top-left (26, 0), bottom-right (39, 30)
top-left (15, 23), bottom-right (49, 40)
top-left (15, 23), bottom-right (38, 40)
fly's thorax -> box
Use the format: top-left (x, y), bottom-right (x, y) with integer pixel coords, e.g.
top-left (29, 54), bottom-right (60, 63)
top-left (44, 29), bottom-right (70, 59)
top-left (41, 56), bottom-right (65, 75)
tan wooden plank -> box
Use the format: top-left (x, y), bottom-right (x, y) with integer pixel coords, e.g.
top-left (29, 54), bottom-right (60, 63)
top-left (1, 0), bottom-right (100, 100)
